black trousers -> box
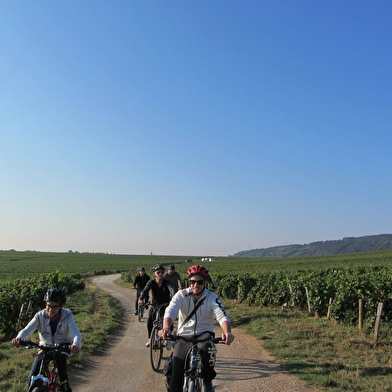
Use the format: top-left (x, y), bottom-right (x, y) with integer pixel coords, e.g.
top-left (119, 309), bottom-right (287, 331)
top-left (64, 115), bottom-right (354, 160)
top-left (169, 332), bottom-right (217, 392)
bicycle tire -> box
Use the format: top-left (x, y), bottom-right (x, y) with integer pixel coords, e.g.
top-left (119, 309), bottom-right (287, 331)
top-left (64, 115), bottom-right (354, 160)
top-left (138, 307), bottom-right (143, 322)
top-left (31, 388), bottom-right (41, 392)
top-left (149, 326), bottom-right (163, 372)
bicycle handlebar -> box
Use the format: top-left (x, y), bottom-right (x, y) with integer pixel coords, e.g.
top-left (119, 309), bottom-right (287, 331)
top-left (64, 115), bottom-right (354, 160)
top-left (168, 335), bottom-right (225, 344)
top-left (18, 340), bottom-right (71, 355)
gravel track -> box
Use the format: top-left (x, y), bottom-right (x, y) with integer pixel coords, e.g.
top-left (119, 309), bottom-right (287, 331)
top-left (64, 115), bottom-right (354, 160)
top-left (70, 274), bottom-right (321, 392)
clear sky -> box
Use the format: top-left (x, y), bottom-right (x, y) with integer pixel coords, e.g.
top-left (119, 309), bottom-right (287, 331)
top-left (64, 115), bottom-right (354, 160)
top-left (1, 1), bottom-right (391, 256)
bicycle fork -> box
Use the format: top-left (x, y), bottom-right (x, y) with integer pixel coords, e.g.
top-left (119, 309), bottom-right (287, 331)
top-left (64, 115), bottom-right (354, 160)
top-left (182, 350), bottom-right (202, 392)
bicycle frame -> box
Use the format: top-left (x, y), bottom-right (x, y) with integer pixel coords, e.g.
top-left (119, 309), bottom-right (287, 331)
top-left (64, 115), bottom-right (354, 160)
top-left (19, 341), bottom-right (70, 392)
top-left (170, 335), bottom-right (223, 392)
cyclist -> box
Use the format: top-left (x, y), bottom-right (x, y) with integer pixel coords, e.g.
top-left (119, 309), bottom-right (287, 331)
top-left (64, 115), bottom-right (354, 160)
top-left (133, 267), bottom-right (151, 315)
top-left (164, 264), bottom-right (183, 292)
top-left (159, 265), bottom-right (234, 392)
top-left (11, 288), bottom-right (82, 392)
top-left (138, 264), bottom-right (175, 347)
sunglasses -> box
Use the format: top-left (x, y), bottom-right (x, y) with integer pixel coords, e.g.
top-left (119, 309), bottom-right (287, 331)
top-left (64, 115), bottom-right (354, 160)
top-left (190, 279), bottom-right (204, 286)
top-left (155, 270), bottom-right (164, 274)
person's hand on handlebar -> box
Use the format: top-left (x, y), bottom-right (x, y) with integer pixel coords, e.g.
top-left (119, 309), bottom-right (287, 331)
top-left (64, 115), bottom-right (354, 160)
top-left (159, 328), bottom-right (172, 341)
top-left (221, 332), bottom-right (235, 345)
top-left (11, 337), bottom-right (23, 347)
top-left (69, 344), bottom-right (80, 354)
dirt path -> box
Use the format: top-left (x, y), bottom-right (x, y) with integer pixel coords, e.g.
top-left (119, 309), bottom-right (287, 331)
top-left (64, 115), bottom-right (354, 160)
top-left (71, 274), bottom-right (321, 391)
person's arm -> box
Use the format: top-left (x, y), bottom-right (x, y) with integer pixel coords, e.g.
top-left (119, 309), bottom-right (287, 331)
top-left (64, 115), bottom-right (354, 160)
top-left (177, 273), bottom-right (183, 290)
top-left (220, 320), bottom-right (235, 345)
top-left (13, 312), bottom-right (40, 343)
top-left (159, 317), bottom-right (173, 340)
top-left (167, 281), bottom-right (176, 298)
top-left (68, 314), bottom-right (82, 354)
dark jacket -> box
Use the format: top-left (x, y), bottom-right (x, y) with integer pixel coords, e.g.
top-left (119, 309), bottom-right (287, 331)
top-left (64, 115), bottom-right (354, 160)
top-left (139, 278), bottom-right (175, 305)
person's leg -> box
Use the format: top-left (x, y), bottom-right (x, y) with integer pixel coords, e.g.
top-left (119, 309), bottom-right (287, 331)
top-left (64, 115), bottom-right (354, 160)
top-left (200, 334), bottom-right (217, 391)
top-left (147, 306), bottom-right (154, 337)
top-left (135, 290), bottom-right (141, 315)
top-left (170, 339), bottom-right (190, 392)
top-left (27, 353), bottom-right (43, 387)
top-left (54, 351), bottom-right (72, 392)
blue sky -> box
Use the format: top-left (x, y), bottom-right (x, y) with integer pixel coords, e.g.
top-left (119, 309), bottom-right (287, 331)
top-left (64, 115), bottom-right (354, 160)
top-left (1, 1), bottom-right (391, 256)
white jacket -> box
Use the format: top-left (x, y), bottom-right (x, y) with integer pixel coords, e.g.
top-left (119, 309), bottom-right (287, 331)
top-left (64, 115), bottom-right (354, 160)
top-left (164, 287), bottom-right (230, 336)
top-left (17, 308), bottom-right (82, 348)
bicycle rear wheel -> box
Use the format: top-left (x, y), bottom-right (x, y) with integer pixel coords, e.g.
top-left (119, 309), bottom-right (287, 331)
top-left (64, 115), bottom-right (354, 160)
top-left (149, 325), bottom-right (163, 371)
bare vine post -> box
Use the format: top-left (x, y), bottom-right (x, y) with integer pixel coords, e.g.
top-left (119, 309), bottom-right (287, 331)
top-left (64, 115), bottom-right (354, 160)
top-left (373, 302), bottom-right (384, 346)
top-left (305, 286), bottom-right (312, 314)
top-left (326, 297), bottom-right (333, 320)
top-left (358, 299), bottom-right (363, 330)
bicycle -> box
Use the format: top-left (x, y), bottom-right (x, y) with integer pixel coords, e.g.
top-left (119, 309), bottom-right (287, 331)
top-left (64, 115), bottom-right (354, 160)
top-left (138, 299), bottom-right (149, 322)
top-left (149, 302), bottom-right (171, 372)
top-left (18, 340), bottom-right (71, 392)
top-left (167, 334), bottom-right (224, 392)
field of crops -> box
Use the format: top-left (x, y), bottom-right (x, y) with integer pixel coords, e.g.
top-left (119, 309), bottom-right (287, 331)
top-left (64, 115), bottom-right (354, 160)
top-left (2, 249), bottom-right (392, 280)
top-left (1, 249), bottom-right (392, 342)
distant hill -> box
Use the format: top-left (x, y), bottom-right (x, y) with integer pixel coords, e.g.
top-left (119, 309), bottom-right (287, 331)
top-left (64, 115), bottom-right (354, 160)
top-left (233, 234), bottom-right (392, 258)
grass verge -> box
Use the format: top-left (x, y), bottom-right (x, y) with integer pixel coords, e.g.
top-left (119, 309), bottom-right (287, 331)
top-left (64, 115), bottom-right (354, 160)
top-left (226, 299), bottom-right (392, 392)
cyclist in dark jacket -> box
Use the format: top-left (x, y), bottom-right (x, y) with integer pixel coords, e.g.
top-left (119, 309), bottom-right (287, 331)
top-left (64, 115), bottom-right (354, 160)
top-left (133, 267), bottom-right (151, 315)
top-left (164, 264), bottom-right (182, 292)
top-left (138, 264), bottom-right (175, 346)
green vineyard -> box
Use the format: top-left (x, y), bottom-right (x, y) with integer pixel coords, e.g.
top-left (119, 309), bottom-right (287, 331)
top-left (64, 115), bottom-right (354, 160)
top-left (1, 249), bottom-right (392, 341)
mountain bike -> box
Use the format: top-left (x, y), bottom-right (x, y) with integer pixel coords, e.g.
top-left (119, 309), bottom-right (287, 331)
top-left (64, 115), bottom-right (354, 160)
top-left (149, 302), bottom-right (170, 372)
top-left (168, 335), bottom-right (224, 392)
top-left (18, 340), bottom-right (71, 392)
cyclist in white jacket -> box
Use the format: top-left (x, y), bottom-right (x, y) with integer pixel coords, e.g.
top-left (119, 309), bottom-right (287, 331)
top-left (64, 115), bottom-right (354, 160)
top-left (12, 288), bottom-right (82, 392)
top-left (160, 265), bottom-right (234, 392)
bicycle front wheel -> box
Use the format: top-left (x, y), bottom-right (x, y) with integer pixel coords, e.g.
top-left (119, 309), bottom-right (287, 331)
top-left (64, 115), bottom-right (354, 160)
top-left (138, 307), bottom-right (143, 322)
top-left (149, 326), bottom-right (163, 372)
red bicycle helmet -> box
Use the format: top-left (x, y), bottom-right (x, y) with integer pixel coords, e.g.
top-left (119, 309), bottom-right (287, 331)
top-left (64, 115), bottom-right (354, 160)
top-left (186, 265), bottom-right (209, 279)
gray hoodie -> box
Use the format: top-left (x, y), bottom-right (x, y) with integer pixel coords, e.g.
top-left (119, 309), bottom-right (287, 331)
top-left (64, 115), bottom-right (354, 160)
top-left (17, 308), bottom-right (82, 348)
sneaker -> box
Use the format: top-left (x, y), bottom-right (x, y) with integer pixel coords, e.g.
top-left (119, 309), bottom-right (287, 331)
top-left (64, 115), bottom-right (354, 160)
top-left (165, 339), bottom-right (172, 350)
top-left (204, 380), bottom-right (214, 392)
top-left (146, 340), bottom-right (150, 347)
top-left (60, 379), bottom-right (73, 392)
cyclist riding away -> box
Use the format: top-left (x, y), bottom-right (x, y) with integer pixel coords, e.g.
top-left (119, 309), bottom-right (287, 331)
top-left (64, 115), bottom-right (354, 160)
top-left (133, 267), bottom-right (151, 315)
top-left (11, 288), bottom-right (82, 392)
top-left (159, 264), bottom-right (234, 392)
top-left (138, 264), bottom-right (176, 347)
